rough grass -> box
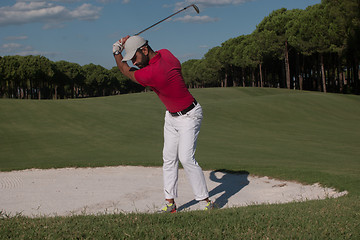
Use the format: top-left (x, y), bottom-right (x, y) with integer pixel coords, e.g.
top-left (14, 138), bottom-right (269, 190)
top-left (1, 197), bottom-right (359, 239)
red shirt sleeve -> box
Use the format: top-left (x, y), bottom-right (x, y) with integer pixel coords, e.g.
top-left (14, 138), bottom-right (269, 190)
top-left (134, 67), bottom-right (151, 87)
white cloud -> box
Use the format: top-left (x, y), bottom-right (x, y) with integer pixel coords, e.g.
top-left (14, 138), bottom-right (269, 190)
top-left (0, 1), bottom-right (102, 27)
top-left (171, 0), bottom-right (251, 22)
top-left (68, 3), bottom-right (101, 20)
top-left (0, 42), bottom-right (58, 57)
top-left (173, 15), bottom-right (219, 23)
top-left (16, 0), bottom-right (85, 3)
top-left (43, 22), bottom-right (66, 29)
top-left (175, 0), bottom-right (253, 9)
top-left (0, 43), bottom-right (32, 53)
top-left (1, 43), bottom-right (23, 52)
top-left (4, 35), bottom-right (29, 41)
top-left (16, 50), bottom-right (57, 57)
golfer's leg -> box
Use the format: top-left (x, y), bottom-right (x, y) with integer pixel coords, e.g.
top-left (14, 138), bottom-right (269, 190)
top-left (163, 112), bottom-right (179, 200)
top-left (178, 105), bottom-right (209, 201)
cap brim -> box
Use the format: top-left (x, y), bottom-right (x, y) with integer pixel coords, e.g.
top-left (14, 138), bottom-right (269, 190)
top-left (122, 49), bottom-right (137, 62)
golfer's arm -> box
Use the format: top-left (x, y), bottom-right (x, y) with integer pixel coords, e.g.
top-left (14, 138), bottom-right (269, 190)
top-left (114, 54), bottom-right (138, 84)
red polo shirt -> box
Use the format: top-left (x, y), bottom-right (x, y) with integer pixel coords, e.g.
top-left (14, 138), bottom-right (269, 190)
top-left (134, 49), bottom-right (194, 113)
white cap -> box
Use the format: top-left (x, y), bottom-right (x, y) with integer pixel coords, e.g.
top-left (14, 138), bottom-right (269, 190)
top-left (122, 36), bottom-right (147, 62)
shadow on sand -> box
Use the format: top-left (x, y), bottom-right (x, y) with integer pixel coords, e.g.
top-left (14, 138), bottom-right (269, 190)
top-left (178, 169), bottom-right (249, 211)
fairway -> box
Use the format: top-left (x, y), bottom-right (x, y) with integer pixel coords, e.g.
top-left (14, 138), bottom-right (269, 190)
top-left (1, 88), bottom-right (359, 192)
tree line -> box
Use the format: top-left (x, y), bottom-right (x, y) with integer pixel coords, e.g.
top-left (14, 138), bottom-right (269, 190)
top-left (0, 55), bottom-right (143, 99)
top-left (182, 0), bottom-right (360, 94)
top-left (1, 0), bottom-right (359, 99)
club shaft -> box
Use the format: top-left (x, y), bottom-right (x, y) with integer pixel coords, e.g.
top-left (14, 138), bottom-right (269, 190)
top-left (135, 5), bottom-right (196, 36)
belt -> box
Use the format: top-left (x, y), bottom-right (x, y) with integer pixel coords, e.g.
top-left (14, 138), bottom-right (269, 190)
top-left (170, 99), bottom-right (197, 117)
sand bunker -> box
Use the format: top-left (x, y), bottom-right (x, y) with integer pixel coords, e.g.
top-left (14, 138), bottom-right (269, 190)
top-left (0, 166), bottom-right (347, 217)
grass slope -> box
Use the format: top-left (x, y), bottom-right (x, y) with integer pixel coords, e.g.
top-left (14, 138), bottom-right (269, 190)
top-left (1, 88), bottom-right (359, 239)
top-left (1, 88), bottom-right (359, 193)
top-left (0, 92), bottom-right (165, 169)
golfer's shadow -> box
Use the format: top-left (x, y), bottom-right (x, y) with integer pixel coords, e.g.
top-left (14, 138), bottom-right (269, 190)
top-left (178, 169), bottom-right (249, 211)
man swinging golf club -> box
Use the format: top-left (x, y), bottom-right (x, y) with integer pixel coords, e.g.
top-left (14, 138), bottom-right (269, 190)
top-left (112, 35), bottom-right (213, 212)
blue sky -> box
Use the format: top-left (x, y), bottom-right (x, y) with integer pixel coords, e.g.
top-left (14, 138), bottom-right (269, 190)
top-left (0, 0), bottom-right (320, 69)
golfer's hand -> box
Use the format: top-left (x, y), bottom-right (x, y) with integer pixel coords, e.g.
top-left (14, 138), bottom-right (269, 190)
top-left (112, 40), bottom-right (123, 54)
top-left (112, 36), bottom-right (130, 54)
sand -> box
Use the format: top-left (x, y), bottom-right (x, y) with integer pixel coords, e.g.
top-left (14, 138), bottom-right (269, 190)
top-left (0, 166), bottom-right (347, 217)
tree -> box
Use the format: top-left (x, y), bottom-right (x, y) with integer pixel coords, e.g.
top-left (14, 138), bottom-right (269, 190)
top-left (55, 61), bottom-right (85, 98)
top-left (243, 31), bottom-right (279, 87)
top-left (232, 34), bottom-right (260, 87)
top-left (256, 8), bottom-right (302, 89)
top-left (108, 67), bottom-right (142, 94)
top-left (231, 35), bottom-right (249, 87)
top-left (287, 4), bottom-right (338, 93)
top-left (182, 59), bottom-right (200, 88)
top-left (0, 56), bottom-right (22, 98)
top-left (203, 46), bottom-right (224, 87)
top-left (323, 0), bottom-right (360, 93)
top-left (0, 56), bottom-right (3, 97)
top-left (17, 56), bottom-right (55, 99)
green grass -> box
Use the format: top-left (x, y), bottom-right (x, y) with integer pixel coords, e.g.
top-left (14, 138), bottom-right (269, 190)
top-left (1, 198), bottom-right (359, 239)
top-left (1, 87), bottom-right (360, 239)
top-left (0, 92), bottom-right (165, 169)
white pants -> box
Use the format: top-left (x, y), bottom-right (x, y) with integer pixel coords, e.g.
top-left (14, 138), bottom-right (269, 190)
top-left (162, 103), bottom-right (209, 201)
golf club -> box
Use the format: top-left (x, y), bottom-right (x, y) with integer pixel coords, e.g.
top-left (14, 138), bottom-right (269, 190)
top-left (135, 4), bottom-right (200, 36)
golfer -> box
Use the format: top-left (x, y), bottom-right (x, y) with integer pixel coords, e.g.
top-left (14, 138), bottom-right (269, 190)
top-left (113, 35), bottom-right (213, 212)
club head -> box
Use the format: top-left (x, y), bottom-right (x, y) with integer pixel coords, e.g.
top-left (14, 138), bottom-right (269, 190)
top-left (192, 4), bottom-right (200, 14)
